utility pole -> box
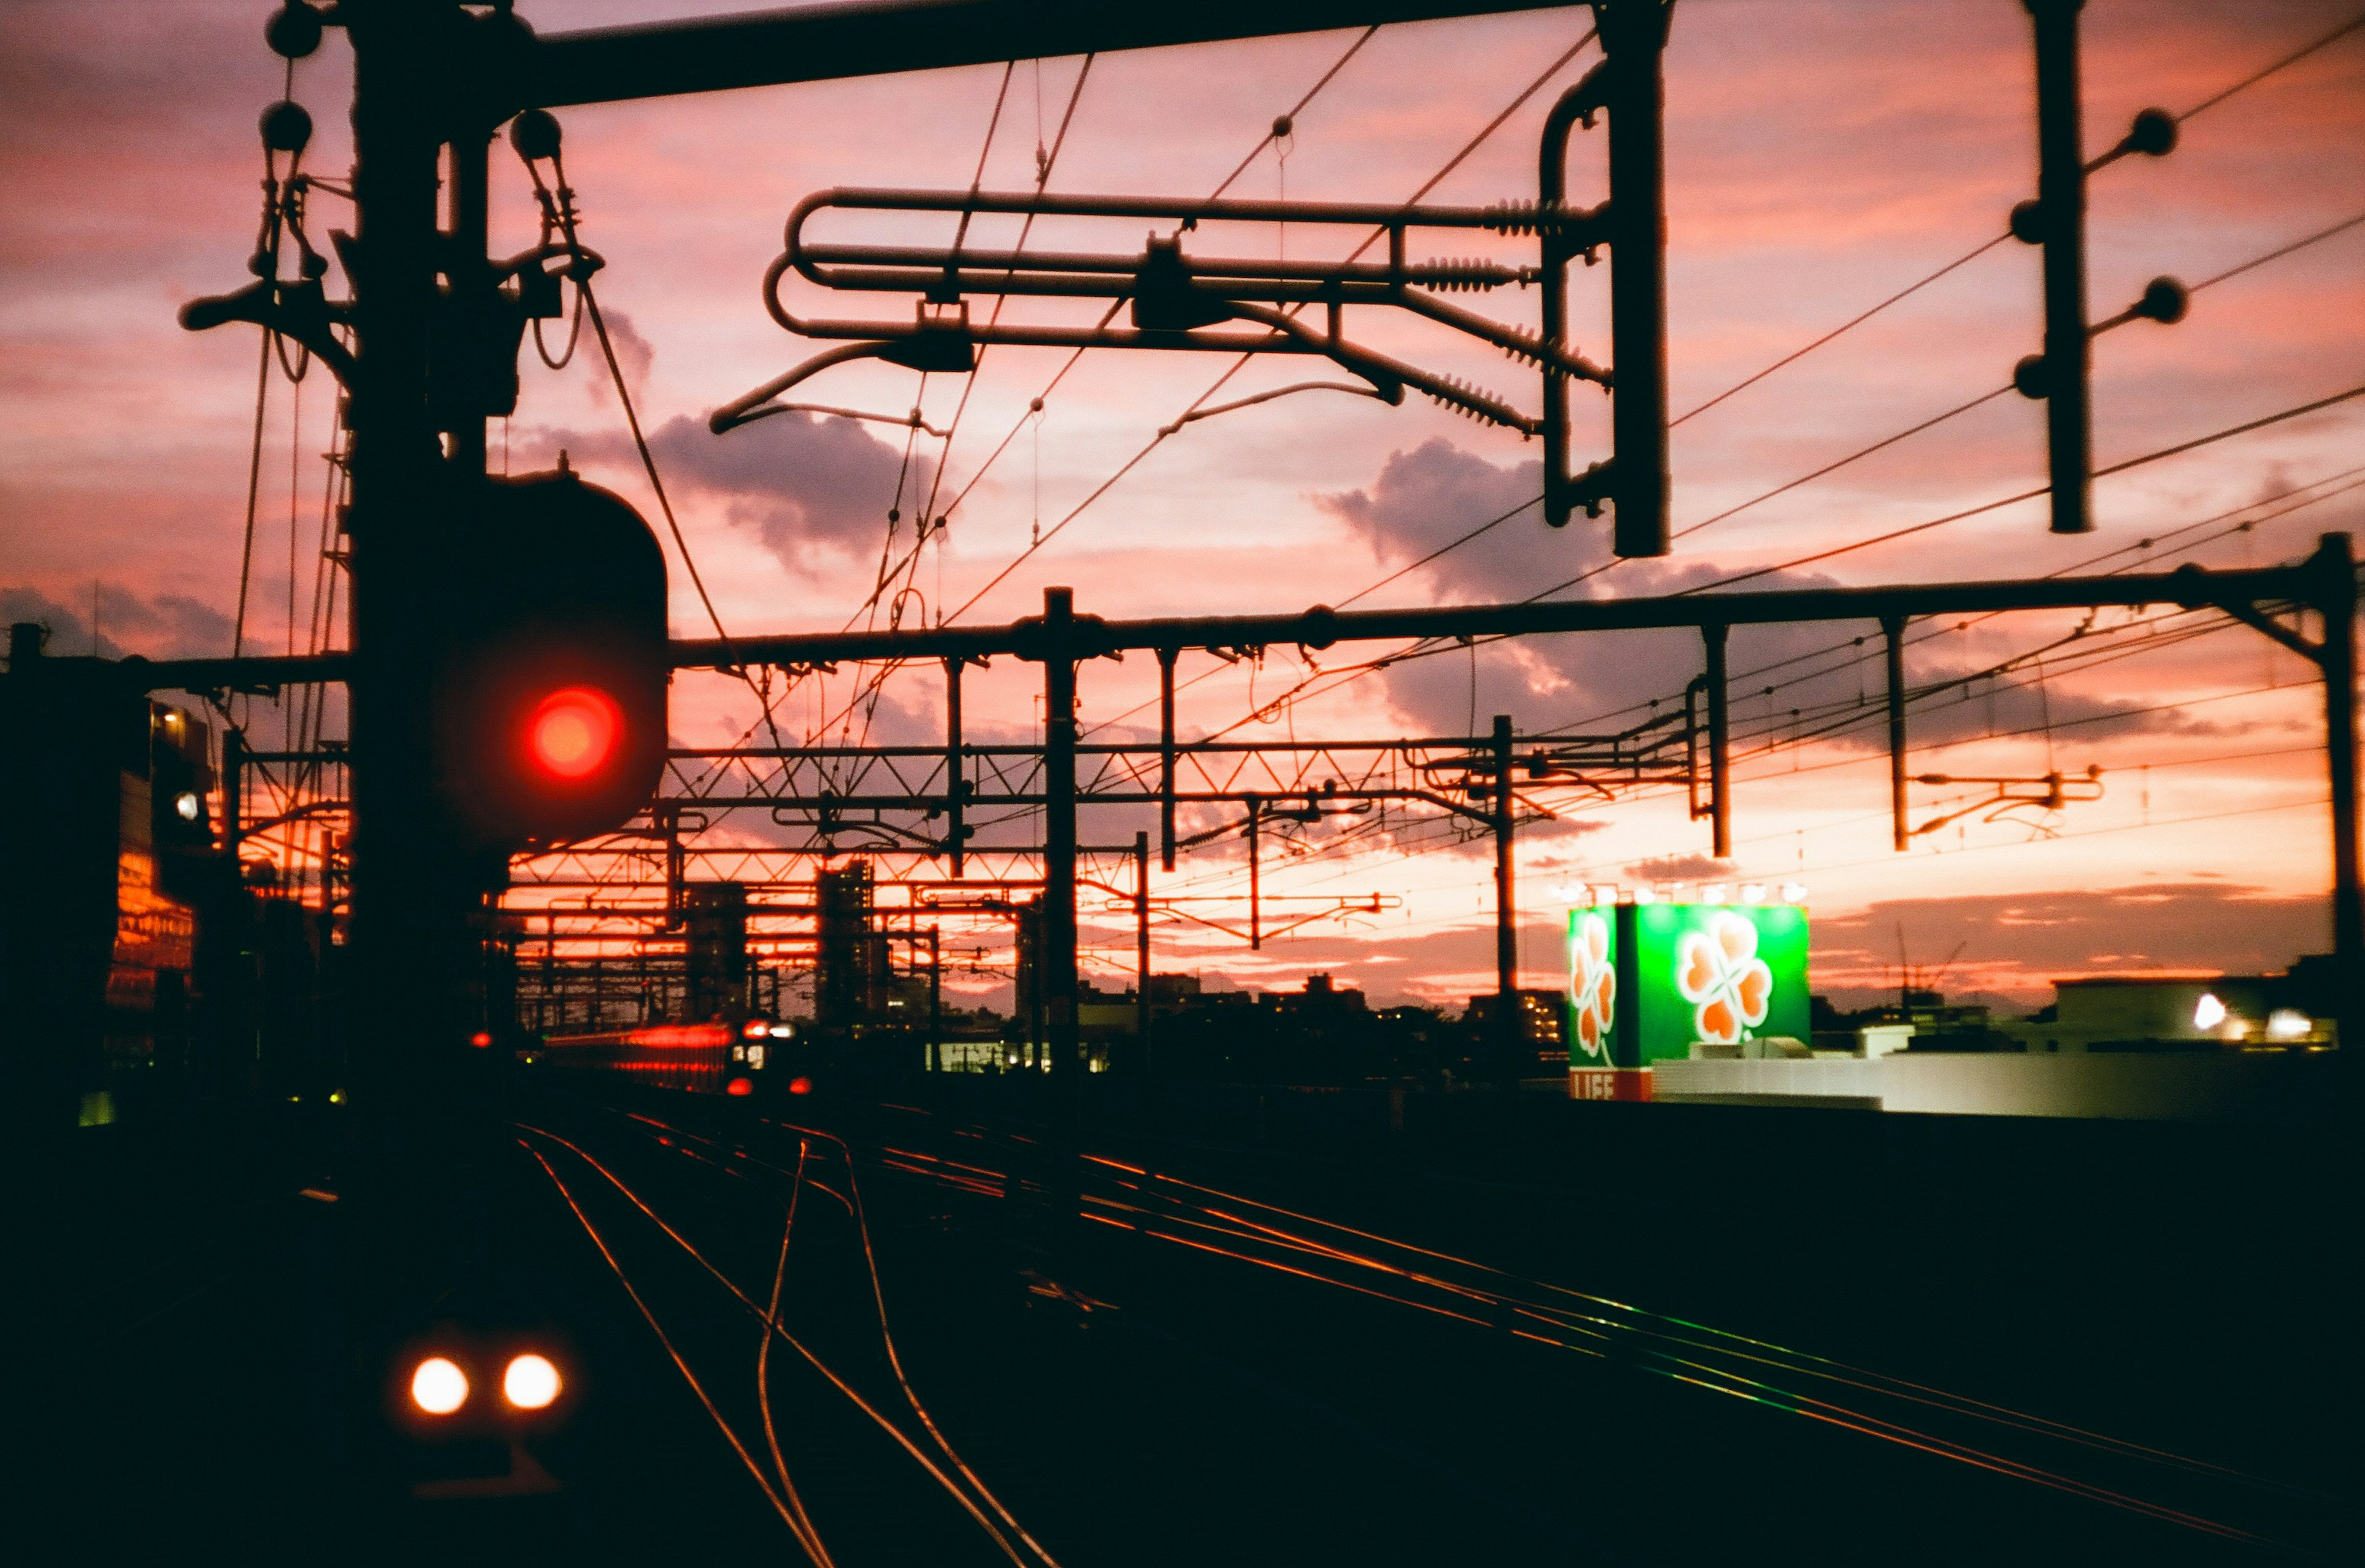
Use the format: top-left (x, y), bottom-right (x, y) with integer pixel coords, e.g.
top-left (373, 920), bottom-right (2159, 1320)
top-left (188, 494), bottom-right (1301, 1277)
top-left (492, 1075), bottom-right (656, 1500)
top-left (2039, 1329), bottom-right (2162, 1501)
top-left (1599, 0), bottom-right (1673, 557)
top-left (2316, 536), bottom-right (2361, 991)
top-left (1038, 589), bottom-right (1080, 1092)
top-left (926, 925), bottom-right (942, 1073)
top-left (1492, 714), bottom-right (1520, 1086)
top-left (1703, 623), bottom-right (1731, 856)
top-left (2024, 0), bottom-right (2092, 533)
top-left (343, 3), bottom-right (496, 1250)
top-left (1884, 616), bottom-right (1909, 851)
top-left (1134, 829), bottom-right (1152, 1075)
top-left (944, 657), bottom-right (964, 877)
top-left (1157, 647), bottom-right (1179, 870)
top-left (1245, 796), bottom-right (1262, 950)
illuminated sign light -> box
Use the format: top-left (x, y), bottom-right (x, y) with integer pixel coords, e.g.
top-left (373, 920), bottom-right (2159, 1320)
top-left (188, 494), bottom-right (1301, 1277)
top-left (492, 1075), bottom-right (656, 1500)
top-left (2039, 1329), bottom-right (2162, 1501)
top-left (1567, 900), bottom-right (1811, 1069)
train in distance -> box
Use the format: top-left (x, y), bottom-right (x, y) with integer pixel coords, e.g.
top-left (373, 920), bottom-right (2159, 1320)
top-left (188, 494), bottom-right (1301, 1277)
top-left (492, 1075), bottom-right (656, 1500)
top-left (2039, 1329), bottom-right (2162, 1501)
top-left (517, 1016), bottom-right (817, 1099)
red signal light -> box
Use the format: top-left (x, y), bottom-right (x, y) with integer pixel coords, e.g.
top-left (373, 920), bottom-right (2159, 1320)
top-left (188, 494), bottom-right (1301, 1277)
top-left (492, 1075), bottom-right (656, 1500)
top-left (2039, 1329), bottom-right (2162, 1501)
top-left (528, 686), bottom-right (623, 780)
top-left (469, 1030), bottom-right (494, 1049)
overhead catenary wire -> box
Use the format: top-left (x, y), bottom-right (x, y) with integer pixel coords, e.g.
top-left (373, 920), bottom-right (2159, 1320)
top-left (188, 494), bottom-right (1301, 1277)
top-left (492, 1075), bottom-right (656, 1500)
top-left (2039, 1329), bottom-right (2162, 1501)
top-left (1691, 380), bottom-right (2365, 593)
top-left (790, 26), bottom-right (1483, 751)
top-left (1128, 472), bottom-right (2362, 909)
top-left (1145, 197), bottom-right (2365, 748)
top-left (943, 25), bottom-right (1604, 626)
top-left (2172, 7), bottom-right (2365, 124)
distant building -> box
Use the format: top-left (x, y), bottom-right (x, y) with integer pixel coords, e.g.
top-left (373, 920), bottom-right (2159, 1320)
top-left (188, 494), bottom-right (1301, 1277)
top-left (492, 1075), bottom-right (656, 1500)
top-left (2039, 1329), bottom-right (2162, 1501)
top-left (1995, 966), bottom-right (2334, 1053)
top-left (1463, 988), bottom-right (1569, 1075)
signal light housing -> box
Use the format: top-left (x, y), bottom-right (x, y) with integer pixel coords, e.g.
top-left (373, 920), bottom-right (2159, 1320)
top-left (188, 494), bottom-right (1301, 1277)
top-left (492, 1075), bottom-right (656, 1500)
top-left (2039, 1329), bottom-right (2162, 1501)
top-left (434, 469), bottom-right (669, 846)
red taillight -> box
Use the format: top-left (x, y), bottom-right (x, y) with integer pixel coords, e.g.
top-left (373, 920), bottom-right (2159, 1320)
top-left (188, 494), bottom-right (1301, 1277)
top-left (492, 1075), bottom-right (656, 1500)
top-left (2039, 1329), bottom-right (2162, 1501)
top-left (528, 686), bottom-right (622, 780)
top-left (742, 1020), bottom-right (769, 1040)
top-left (725, 1076), bottom-right (754, 1097)
top-left (788, 1076), bottom-right (813, 1096)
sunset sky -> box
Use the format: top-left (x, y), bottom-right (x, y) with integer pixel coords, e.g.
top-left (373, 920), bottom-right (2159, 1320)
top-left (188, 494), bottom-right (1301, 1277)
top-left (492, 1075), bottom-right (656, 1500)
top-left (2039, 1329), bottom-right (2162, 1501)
top-left (4, 1), bottom-right (2362, 1012)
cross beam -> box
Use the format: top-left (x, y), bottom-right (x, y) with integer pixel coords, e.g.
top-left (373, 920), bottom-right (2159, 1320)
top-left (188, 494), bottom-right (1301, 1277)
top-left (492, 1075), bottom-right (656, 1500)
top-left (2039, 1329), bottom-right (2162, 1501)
top-left (523, 1), bottom-right (1576, 109)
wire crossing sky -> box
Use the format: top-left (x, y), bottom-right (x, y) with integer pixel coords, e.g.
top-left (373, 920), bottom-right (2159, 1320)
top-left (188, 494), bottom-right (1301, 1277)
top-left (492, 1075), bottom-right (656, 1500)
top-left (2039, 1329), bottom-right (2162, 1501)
top-left (2, 0), bottom-right (2361, 1009)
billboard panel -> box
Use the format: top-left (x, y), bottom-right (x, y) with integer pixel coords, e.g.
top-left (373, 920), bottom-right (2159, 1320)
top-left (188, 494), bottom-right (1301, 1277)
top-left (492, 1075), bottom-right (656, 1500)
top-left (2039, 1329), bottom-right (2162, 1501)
top-left (1569, 902), bottom-right (1809, 1069)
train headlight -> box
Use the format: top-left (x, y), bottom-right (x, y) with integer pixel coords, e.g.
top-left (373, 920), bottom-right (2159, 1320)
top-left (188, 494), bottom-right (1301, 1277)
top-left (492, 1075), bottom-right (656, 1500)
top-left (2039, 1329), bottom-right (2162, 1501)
top-left (503, 1353), bottom-right (562, 1411)
top-left (411, 1356), bottom-right (469, 1415)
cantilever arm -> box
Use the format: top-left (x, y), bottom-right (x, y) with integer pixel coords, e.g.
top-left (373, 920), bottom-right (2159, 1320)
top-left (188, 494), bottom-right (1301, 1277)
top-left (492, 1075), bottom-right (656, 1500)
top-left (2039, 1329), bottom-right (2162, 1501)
top-left (179, 279), bottom-right (357, 387)
top-left (710, 341), bottom-right (902, 432)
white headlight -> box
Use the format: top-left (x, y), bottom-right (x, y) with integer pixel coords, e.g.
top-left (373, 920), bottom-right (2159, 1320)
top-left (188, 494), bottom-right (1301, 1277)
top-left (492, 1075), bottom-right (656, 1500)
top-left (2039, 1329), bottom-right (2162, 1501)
top-left (410, 1356), bottom-right (468, 1415)
top-left (503, 1353), bottom-right (561, 1410)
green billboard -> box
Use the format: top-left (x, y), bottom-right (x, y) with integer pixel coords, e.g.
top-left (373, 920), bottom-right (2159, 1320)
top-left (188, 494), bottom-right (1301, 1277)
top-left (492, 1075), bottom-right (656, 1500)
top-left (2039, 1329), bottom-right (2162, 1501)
top-left (1567, 901), bottom-right (1811, 1069)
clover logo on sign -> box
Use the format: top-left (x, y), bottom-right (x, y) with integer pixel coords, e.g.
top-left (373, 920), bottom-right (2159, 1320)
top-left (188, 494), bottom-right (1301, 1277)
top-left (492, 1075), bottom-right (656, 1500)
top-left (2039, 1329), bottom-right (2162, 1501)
top-left (1674, 911), bottom-right (1774, 1045)
top-left (1569, 911), bottom-right (1615, 1058)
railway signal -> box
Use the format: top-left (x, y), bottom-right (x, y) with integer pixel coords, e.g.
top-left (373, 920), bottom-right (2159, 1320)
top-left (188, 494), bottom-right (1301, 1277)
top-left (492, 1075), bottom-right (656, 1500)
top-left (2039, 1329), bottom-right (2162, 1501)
top-left (435, 467), bottom-right (671, 847)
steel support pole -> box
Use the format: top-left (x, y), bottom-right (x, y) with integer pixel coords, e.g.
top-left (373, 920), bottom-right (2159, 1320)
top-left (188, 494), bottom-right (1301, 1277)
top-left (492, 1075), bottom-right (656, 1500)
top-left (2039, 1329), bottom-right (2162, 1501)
top-left (447, 127), bottom-right (491, 477)
top-left (1492, 714), bottom-right (1519, 1085)
top-left (2318, 535), bottom-right (2361, 993)
top-left (1134, 829), bottom-right (1152, 1076)
top-left (1884, 615), bottom-right (1909, 851)
top-left (927, 926), bottom-right (942, 1073)
top-left (1538, 82), bottom-right (1587, 527)
top-left (1040, 589), bottom-right (1080, 1086)
top-left (1601, 0), bottom-right (1672, 558)
top-left (1704, 623), bottom-right (1731, 856)
top-left (2028, 0), bottom-right (2092, 533)
top-left (944, 657), bottom-right (964, 877)
top-left (1247, 798), bottom-right (1261, 950)
top-left (346, 2), bottom-right (483, 1203)
top-left (222, 727), bottom-right (246, 860)
top-left (1157, 647), bottom-right (1178, 870)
